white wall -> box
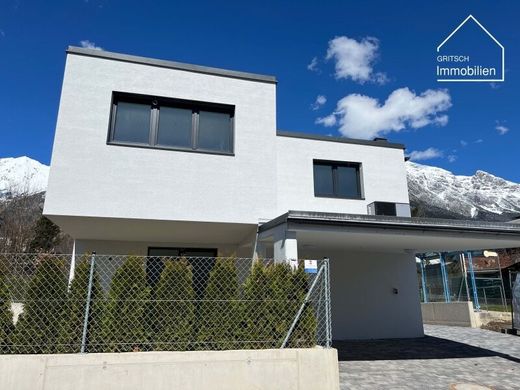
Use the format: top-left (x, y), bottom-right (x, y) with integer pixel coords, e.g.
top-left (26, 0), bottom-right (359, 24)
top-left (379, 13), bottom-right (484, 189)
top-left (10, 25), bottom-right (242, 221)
top-left (276, 136), bottom-right (409, 216)
top-left (74, 239), bottom-right (250, 257)
top-left (44, 53), bottom-right (278, 225)
top-left (0, 349), bottom-right (340, 390)
top-left (302, 248), bottom-right (423, 339)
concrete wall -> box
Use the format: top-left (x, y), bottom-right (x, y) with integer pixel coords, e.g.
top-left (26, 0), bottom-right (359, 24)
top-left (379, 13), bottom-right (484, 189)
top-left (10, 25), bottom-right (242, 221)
top-left (0, 349), bottom-right (339, 390)
top-left (276, 136), bottom-right (409, 216)
top-left (44, 52), bottom-right (278, 225)
top-left (302, 248), bottom-right (423, 340)
top-left (421, 302), bottom-right (479, 327)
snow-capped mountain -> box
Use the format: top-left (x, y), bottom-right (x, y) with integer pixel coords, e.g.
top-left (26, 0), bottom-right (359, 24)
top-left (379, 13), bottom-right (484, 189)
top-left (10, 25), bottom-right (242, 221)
top-left (406, 161), bottom-right (520, 221)
top-left (0, 157), bottom-right (49, 199)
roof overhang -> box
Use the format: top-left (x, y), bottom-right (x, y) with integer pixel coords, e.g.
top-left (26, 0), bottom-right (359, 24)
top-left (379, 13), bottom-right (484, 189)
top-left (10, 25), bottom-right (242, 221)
top-left (259, 211), bottom-right (520, 254)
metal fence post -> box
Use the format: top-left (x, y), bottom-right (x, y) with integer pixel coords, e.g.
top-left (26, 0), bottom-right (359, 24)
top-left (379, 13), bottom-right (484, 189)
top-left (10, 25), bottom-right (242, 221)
top-left (324, 257), bottom-right (332, 348)
top-left (467, 251), bottom-right (480, 311)
top-left (280, 260), bottom-right (326, 348)
top-left (80, 251), bottom-right (96, 353)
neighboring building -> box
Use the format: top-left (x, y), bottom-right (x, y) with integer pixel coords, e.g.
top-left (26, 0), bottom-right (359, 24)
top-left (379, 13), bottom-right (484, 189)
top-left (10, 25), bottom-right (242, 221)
top-left (44, 47), bottom-right (520, 340)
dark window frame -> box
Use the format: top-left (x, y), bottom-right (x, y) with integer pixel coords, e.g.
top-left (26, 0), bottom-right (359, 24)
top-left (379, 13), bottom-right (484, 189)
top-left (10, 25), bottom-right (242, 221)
top-left (313, 159), bottom-right (364, 200)
top-left (108, 92), bottom-right (235, 156)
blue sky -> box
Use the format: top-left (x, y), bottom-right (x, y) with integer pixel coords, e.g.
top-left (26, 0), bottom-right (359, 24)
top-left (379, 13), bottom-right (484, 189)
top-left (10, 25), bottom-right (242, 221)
top-left (0, 0), bottom-right (518, 181)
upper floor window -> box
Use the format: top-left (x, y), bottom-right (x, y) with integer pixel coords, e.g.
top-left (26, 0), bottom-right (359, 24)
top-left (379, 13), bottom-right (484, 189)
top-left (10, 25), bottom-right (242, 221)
top-left (313, 160), bottom-right (363, 199)
top-left (109, 92), bottom-right (234, 154)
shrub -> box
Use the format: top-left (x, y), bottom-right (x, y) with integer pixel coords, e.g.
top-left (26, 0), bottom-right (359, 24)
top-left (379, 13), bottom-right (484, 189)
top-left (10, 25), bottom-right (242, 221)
top-left (242, 262), bottom-right (280, 349)
top-left (57, 255), bottom-right (104, 353)
top-left (286, 265), bottom-right (317, 348)
top-left (0, 262), bottom-right (14, 352)
top-left (152, 259), bottom-right (195, 351)
top-left (242, 262), bottom-right (317, 349)
top-left (197, 258), bottom-right (240, 350)
top-left (102, 256), bottom-right (149, 352)
top-left (11, 255), bottom-right (68, 354)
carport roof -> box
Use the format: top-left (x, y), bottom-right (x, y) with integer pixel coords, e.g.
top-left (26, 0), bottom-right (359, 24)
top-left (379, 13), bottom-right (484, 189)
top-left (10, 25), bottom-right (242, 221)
top-left (259, 211), bottom-right (520, 253)
top-left (260, 211), bottom-right (520, 235)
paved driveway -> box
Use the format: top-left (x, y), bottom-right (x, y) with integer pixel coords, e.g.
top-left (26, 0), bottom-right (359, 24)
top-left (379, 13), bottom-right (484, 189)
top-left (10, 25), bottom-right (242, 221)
top-left (336, 325), bottom-right (520, 389)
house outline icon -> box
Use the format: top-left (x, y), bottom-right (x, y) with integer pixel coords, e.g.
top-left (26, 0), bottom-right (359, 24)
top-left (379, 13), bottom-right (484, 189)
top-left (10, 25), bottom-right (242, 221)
top-left (437, 14), bottom-right (505, 82)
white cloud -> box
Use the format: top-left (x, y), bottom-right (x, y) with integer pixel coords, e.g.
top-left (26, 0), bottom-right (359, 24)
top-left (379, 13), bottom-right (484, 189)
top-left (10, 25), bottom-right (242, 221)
top-left (495, 122), bottom-right (509, 135)
top-left (307, 57), bottom-right (319, 72)
top-left (0, 29), bottom-right (5, 38)
top-left (80, 40), bottom-right (103, 50)
top-left (316, 87), bottom-right (452, 139)
top-left (311, 95), bottom-right (327, 110)
top-left (447, 154), bottom-right (457, 163)
top-left (460, 140), bottom-right (468, 147)
top-left (475, 139), bottom-right (483, 144)
top-left (407, 148), bottom-right (443, 161)
top-left (325, 36), bottom-right (387, 84)
top-left (315, 114), bottom-right (336, 127)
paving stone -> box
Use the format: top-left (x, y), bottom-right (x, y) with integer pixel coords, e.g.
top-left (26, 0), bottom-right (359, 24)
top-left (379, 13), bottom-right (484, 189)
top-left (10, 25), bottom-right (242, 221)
top-left (337, 324), bottom-right (520, 389)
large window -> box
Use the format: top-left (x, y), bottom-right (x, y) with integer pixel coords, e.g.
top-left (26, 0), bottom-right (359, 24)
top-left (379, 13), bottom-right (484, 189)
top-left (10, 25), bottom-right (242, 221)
top-left (313, 160), bottom-right (363, 199)
top-left (109, 92), bottom-right (234, 154)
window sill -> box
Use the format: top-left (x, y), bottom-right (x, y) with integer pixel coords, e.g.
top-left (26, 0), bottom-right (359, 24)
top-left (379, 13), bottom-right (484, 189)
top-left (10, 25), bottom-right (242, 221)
top-left (314, 194), bottom-right (365, 200)
top-left (107, 141), bottom-right (235, 157)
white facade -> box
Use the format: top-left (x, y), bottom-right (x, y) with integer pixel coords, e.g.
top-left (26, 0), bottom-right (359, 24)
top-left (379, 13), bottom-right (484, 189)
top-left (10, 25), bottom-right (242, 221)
top-left (44, 47), bottom-right (421, 341)
top-left (45, 48), bottom-right (410, 230)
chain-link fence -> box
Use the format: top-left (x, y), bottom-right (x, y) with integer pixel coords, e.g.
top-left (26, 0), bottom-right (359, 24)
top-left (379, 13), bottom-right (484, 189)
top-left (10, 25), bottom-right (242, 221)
top-left (0, 253), bottom-right (331, 354)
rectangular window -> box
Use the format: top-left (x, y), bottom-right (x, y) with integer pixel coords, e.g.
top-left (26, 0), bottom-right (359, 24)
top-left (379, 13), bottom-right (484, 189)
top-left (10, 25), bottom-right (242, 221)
top-left (109, 92), bottom-right (234, 154)
top-left (313, 160), bottom-right (362, 199)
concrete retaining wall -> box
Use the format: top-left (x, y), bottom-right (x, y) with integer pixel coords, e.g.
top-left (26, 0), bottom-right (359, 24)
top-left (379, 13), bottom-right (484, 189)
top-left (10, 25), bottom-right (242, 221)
top-left (0, 348), bottom-right (339, 390)
top-left (421, 301), bottom-right (480, 327)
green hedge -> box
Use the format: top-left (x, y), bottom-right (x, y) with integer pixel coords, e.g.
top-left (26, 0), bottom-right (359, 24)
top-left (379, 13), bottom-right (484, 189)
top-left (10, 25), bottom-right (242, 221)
top-left (11, 256), bottom-right (68, 354)
top-left (58, 256), bottom-right (104, 353)
top-left (102, 256), bottom-right (149, 352)
top-left (0, 262), bottom-right (14, 352)
top-left (153, 258), bottom-right (195, 351)
top-left (3, 256), bottom-right (318, 353)
top-left (197, 258), bottom-right (241, 350)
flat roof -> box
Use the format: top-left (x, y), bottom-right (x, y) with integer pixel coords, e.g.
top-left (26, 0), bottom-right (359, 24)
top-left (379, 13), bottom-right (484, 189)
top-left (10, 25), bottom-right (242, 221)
top-left (66, 46), bottom-right (277, 84)
top-left (277, 131), bottom-right (405, 150)
top-left (259, 210), bottom-right (520, 236)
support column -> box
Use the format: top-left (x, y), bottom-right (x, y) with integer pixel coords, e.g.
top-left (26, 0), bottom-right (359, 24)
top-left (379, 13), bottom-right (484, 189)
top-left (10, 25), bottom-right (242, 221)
top-left (273, 229), bottom-right (298, 267)
top-left (67, 239), bottom-right (77, 290)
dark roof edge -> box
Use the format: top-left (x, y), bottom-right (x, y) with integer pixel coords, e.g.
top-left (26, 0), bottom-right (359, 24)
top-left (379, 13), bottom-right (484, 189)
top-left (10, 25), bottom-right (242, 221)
top-left (276, 131), bottom-right (406, 150)
top-left (259, 210), bottom-right (520, 236)
top-left (66, 46), bottom-right (277, 84)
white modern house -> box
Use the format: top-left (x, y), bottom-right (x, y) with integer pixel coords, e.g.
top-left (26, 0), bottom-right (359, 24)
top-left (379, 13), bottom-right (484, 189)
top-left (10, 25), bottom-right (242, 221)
top-left (44, 47), bottom-right (520, 340)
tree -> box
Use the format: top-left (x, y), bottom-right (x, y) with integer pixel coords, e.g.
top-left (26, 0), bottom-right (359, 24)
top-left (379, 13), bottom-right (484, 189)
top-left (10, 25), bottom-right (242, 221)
top-left (153, 259), bottom-right (195, 351)
top-left (0, 261), bottom-right (14, 352)
top-left (102, 256), bottom-right (149, 352)
top-left (197, 258), bottom-right (240, 350)
top-left (286, 265), bottom-right (317, 348)
top-left (242, 262), bottom-right (279, 349)
top-left (11, 255), bottom-right (68, 354)
top-left (242, 262), bottom-right (317, 349)
top-left (57, 256), bottom-right (104, 353)
top-left (27, 216), bottom-right (61, 253)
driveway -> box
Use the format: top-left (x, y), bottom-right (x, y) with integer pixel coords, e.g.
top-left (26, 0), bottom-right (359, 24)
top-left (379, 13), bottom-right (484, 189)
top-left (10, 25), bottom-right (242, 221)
top-left (336, 324), bottom-right (520, 389)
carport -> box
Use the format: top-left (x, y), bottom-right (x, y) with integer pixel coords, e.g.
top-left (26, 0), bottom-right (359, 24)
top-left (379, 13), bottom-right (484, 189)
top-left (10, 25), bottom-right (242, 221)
top-left (256, 211), bottom-right (520, 340)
